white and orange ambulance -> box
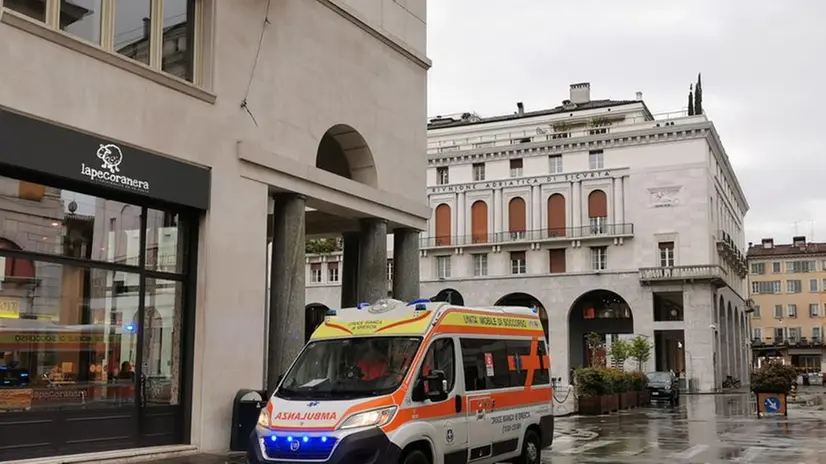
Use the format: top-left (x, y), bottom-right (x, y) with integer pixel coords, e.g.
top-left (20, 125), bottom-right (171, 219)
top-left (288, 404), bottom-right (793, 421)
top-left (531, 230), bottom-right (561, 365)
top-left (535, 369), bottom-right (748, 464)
top-left (248, 298), bottom-right (554, 464)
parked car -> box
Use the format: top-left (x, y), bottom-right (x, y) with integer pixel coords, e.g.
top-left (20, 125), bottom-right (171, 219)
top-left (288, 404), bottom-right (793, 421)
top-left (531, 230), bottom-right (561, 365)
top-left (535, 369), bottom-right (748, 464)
top-left (646, 371), bottom-right (680, 405)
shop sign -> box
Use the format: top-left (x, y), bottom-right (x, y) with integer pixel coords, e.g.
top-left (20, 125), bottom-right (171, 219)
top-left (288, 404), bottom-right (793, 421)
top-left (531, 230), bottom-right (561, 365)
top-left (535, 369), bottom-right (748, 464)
top-left (0, 299), bottom-right (20, 319)
top-left (81, 144), bottom-right (150, 192)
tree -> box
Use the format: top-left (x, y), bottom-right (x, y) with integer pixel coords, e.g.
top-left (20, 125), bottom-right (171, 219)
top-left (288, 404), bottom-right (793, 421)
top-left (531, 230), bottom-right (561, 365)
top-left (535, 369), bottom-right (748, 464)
top-left (609, 339), bottom-right (630, 370)
top-left (585, 332), bottom-right (606, 368)
top-left (694, 73), bottom-right (703, 115)
top-left (687, 84), bottom-right (695, 116)
top-left (628, 336), bottom-right (652, 371)
top-left (305, 238), bottom-right (342, 254)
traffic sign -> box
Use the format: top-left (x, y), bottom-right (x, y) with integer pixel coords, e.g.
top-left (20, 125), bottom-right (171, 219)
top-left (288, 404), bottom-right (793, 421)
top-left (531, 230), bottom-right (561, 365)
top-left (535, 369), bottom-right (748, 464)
top-left (763, 397), bottom-right (780, 413)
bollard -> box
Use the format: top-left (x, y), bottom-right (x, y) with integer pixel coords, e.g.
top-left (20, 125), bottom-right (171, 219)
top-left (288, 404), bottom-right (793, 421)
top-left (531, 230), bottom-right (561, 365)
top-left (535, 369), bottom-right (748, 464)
top-left (790, 384), bottom-right (797, 402)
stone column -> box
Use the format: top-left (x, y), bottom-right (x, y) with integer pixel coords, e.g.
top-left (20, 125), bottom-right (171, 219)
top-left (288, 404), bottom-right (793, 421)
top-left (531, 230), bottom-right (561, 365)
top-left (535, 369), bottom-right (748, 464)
top-left (720, 310), bottom-right (729, 382)
top-left (341, 232), bottom-right (360, 308)
top-left (268, 193), bottom-right (306, 390)
top-left (357, 218), bottom-right (388, 303)
top-left (494, 189), bottom-right (503, 234)
top-left (457, 192), bottom-right (466, 238)
top-left (733, 313), bottom-right (742, 382)
top-left (615, 176), bottom-right (625, 224)
top-left (572, 181), bottom-right (581, 229)
top-left (393, 228), bottom-right (420, 302)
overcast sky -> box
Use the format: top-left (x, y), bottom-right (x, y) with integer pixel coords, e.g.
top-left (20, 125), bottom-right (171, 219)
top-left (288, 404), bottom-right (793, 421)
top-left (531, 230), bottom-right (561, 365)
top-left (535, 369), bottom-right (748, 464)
top-left (427, 0), bottom-right (826, 246)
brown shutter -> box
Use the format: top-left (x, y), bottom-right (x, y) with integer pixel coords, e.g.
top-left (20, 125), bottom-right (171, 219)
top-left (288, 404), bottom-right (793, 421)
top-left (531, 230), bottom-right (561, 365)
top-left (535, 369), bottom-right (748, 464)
top-left (588, 190), bottom-right (607, 218)
top-left (310, 263), bottom-right (321, 271)
top-left (658, 242), bottom-right (674, 250)
top-left (18, 181), bottom-right (46, 201)
top-left (510, 159), bottom-right (523, 169)
top-left (549, 249), bottom-right (566, 273)
top-left (547, 193), bottom-right (566, 237)
top-left (327, 262), bottom-right (338, 270)
top-left (471, 200), bottom-right (488, 243)
top-left (434, 203), bottom-right (451, 246)
top-left (508, 197), bottom-right (526, 233)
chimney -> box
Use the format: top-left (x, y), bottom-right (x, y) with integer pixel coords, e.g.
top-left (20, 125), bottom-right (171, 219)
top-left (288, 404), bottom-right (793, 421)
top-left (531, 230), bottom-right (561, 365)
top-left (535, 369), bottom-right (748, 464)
top-left (570, 82), bottom-right (591, 105)
top-left (143, 17), bottom-right (151, 39)
top-left (748, 241), bottom-right (753, 248)
top-left (793, 236), bottom-right (806, 247)
top-left (516, 102), bottom-right (525, 116)
top-left (761, 238), bottom-right (774, 249)
top-left (636, 91), bottom-right (643, 101)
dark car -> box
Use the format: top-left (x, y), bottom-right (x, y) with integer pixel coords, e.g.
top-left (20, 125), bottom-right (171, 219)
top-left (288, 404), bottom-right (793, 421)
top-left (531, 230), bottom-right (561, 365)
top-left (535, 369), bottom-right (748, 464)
top-left (646, 371), bottom-right (679, 404)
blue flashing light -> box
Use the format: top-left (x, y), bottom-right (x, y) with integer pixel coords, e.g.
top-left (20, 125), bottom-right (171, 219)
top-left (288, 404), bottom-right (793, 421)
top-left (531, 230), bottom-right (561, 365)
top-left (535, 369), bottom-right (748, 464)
top-left (124, 323), bottom-right (137, 333)
top-left (270, 436), bottom-right (277, 442)
top-left (357, 302), bottom-right (370, 310)
top-left (321, 436), bottom-right (328, 443)
top-left (303, 436), bottom-right (309, 443)
top-left (287, 436), bottom-right (293, 442)
top-left (407, 298), bottom-right (430, 306)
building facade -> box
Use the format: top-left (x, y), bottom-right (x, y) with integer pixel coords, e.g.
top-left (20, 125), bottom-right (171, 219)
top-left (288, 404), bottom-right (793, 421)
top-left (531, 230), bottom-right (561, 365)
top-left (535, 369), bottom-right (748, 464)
top-left (307, 82), bottom-right (752, 392)
top-left (748, 236), bottom-right (826, 373)
top-left (0, 0), bottom-right (428, 461)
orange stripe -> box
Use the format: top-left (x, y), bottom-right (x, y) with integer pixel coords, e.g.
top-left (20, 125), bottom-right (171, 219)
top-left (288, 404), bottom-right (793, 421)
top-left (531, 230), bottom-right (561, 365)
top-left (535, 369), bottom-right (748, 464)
top-left (323, 321), bottom-right (353, 335)
top-left (376, 310), bottom-right (433, 333)
top-left (445, 309), bottom-right (539, 321)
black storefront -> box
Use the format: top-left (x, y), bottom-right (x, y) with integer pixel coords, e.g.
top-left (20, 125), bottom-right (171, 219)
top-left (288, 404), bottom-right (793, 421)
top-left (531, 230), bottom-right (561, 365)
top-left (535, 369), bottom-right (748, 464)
top-left (0, 108), bottom-right (210, 460)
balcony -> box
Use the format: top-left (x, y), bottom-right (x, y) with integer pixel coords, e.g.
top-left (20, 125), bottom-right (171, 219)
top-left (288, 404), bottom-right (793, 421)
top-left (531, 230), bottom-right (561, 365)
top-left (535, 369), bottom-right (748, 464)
top-left (716, 230), bottom-right (747, 277)
top-left (752, 337), bottom-right (823, 348)
top-left (419, 223), bottom-right (634, 249)
top-left (638, 265), bottom-right (726, 287)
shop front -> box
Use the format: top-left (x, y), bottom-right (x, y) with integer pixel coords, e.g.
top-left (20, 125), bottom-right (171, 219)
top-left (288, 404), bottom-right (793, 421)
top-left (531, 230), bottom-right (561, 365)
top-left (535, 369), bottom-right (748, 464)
top-left (0, 108), bottom-right (210, 461)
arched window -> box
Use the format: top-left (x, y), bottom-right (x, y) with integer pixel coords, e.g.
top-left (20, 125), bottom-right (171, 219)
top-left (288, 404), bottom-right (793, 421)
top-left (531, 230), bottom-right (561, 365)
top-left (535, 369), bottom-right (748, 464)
top-left (547, 193), bottom-right (566, 238)
top-left (471, 201), bottom-right (488, 244)
top-left (587, 190), bottom-right (608, 235)
top-left (434, 203), bottom-right (451, 246)
top-left (508, 197), bottom-right (526, 239)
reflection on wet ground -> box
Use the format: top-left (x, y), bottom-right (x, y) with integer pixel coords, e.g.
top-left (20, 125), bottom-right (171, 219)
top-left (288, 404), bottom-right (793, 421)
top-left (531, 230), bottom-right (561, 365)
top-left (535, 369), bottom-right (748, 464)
top-left (544, 393), bottom-right (826, 463)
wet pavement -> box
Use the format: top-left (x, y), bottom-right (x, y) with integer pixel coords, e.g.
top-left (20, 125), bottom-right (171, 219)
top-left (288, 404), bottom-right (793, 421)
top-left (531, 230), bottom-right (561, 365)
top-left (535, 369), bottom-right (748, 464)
top-left (150, 391), bottom-right (826, 464)
top-left (546, 392), bottom-right (826, 463)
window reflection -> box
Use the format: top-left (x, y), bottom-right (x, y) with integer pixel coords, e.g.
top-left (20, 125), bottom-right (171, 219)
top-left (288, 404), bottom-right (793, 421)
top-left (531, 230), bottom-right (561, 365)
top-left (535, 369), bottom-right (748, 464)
top-left (3, 0), bottom-right (47, 22)
top-left (142, 279), bottom-right (182, 405)
top-left (0, 263), bottom-right (139, 411)
top-left (60, 0), bottom-right (102, 45)
top-left (161, 0), bottom-right (193, 81)
top-left (145, 210), bottom-right (185, 274)
top-left (114, 0), bottom-right (152, 65)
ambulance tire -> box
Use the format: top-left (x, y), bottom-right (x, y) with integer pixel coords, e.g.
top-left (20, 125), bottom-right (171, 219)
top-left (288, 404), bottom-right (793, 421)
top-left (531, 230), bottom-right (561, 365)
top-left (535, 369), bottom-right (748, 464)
top-left (400, 449), bottom-right (430, 464)
top-left (515, 429), bottom-right (541, 464)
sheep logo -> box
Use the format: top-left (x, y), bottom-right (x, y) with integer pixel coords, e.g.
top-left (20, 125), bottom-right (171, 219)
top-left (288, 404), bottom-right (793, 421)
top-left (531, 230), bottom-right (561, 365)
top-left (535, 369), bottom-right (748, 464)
top-left (96, 144), bottom-right (123, 173)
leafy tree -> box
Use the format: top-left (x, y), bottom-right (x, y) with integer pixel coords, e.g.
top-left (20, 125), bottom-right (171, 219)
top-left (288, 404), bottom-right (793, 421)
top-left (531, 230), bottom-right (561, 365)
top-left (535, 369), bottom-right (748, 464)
top-left (609, 339), bottom-right (630, 370)
top-left (628, 336), bottom-right (653, 371)
top-left (305, 238), bottom-right (342, 254)
top-left (585, 332), bottom-right (606, 368)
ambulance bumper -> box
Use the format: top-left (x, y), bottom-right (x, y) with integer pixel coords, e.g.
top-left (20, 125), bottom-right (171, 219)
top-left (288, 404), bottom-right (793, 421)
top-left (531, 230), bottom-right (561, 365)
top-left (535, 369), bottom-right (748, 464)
top-left (247, 426), bottom-right (402, 464)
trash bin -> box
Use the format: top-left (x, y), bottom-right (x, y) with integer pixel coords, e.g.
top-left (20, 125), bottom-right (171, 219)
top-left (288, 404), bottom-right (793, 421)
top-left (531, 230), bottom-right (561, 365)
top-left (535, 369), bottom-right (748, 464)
top-left (230, 389), bottom-right (268, 452)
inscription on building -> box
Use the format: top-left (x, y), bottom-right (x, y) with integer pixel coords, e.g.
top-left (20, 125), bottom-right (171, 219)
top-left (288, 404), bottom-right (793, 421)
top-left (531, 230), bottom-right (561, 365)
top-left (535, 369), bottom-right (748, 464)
top-left (429, 170), bottom-right (613, 194)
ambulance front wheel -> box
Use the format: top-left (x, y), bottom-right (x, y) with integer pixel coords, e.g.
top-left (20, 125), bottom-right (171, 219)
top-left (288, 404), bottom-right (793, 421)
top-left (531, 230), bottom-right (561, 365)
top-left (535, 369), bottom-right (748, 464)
top-left (400, 449), bottom-right (430, 464)
top-left (516, 429), bottom-right (541, 464)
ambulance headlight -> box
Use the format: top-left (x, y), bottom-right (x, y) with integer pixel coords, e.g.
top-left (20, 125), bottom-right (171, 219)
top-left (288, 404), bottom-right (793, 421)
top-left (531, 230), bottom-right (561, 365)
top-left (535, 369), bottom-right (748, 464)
top-left (257, 409), bottom-right (271, 428)
top-left (338, 406), bottom-right (397, 430)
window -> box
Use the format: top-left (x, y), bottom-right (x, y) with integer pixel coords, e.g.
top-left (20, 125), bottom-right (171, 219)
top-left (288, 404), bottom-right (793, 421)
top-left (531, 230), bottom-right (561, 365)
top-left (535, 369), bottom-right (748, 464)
top-left (787, 280), bottom-right (803, 293)
top-left (460, 338), bottom-right (536, 391)
top-left (509, 159), bottom-right (523, 177)
top-left (549, 155), bottom-right (563, 174)
top-left (772, 262), bottom-right (781, 273)
top-left (591, 246), bottom-right (607, 271)
top-left (436, 167), bottom-right (449, 185)
top-left (786, 260), bottom-right (816, 273)
top-left (589, 216), bottom-right (606, 235)
top-left (752, 306), bottom-right (761, 318)
top-left (510, 251), bottom-right (527, 275)
top-left (436, 256), bottom-right (451, 279)
top-left (549, 249), bottom-right (566, 273)
top-left (472, 163), bottom-right (486, 181)
top-left (418, 338), bottom-right (455, 394)
top-left (658, 242), bottom-right (675, 267)
top-left (810, 304), bottom-right (820, 318)
top-left (788, 327), bottom-right (800, 341)
top-left (788, 304), bottom-right (797, 318)
top-left (387, 259), bottom-right (394, 282)
top-left (750, 263), bottom-right (766, 274)
top-left (814, 327), bottom-right (822, 341)
top-left (310, 263), bottom-right (322, 283)
top-left (751, 280), bottom-right (781, 294)
top-left (774, 304), bottom-right (783, 319)
top-left (472, 253), bottom-right (488, 277)
top-left (753, 328), bottom-right (762, 341)
top-left (6, 0), bottom-right (201, 82)
top-left (773, 327), bottom-right (784, 341)
top-left (811, 279), bottom-right (820, 292)
top-left (327, 262), bottom-right (339, 282)
top-left (588, 150), bottom-right (604, 169)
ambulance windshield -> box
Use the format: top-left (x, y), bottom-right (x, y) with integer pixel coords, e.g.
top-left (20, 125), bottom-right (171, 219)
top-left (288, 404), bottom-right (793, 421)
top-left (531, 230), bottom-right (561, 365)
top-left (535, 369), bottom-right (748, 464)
top-left (276, 336), bottom-right (422, 400)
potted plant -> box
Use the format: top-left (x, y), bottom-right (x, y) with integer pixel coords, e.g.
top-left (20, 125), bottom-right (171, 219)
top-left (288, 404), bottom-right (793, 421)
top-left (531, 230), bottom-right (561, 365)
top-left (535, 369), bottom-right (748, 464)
top-left (630, 371), bottom-right (650, 405)
top-left (616, 371), bottom-right (637, 409)
top-left (752, 361), bottom-right (796, 417)
top-left (575, 368), bottom-right (613, 415)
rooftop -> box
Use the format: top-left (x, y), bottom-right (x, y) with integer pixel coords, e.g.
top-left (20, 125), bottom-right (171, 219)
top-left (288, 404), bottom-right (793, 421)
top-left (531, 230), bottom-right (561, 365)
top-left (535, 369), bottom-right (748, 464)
top-left (747, 236), bottom-right (826, 258)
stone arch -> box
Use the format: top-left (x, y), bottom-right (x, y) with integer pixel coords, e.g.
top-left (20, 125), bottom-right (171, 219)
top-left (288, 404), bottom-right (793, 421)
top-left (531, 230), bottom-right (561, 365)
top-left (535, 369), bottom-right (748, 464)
top-left (315, 124), bottom-right (378, 187)
top-left (507, 197), bottom-right (526, 235)
top-left (547, 193), bottom-right (566, 237)
top-left (568, 289), bottom-right (634, 370)
top-left (431, 288), bottom-right (464, 306)
top-left (305, 303), bottom-right (330, 343)
top-left (587, 190), bottom-right (608, 218)
top-left (495, 292), bottom-right (548, 341)
top-left (434, 203), bottom-right (451, 246)
top-left (471, 200), bottom-right (488, 244)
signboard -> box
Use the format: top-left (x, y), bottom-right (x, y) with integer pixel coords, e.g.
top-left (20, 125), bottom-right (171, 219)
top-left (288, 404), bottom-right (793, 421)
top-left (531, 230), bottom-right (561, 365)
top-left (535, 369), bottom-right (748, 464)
top-left (484, 353), bottom-right (495, 377)
top-left (0, 299), bottom-right (20, 319)
top-left (756, 392), bottom-right (787, 417)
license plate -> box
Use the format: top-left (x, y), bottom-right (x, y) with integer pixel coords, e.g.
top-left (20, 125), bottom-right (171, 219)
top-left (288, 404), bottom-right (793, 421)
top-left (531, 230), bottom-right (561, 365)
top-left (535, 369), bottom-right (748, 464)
top-left (652, 392), bottom-right (659, 396)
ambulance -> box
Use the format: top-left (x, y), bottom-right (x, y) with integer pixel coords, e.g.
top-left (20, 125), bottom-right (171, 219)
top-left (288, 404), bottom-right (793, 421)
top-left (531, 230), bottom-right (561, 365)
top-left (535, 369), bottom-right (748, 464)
top-left (248, 298), bottom-right (554, 464)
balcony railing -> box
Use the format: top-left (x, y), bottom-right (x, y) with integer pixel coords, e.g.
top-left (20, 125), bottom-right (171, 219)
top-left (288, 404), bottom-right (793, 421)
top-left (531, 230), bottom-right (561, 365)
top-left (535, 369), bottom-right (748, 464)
top-left (751, 337), bottom-right (823, 348)
top-left (639, 265), bottom-right (726, 287)
top-left (420, 223), bottom-right (634, 248)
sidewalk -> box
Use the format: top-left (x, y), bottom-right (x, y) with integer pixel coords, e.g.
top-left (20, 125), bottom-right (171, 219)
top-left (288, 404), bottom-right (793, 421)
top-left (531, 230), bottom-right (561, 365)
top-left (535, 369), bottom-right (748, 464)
top-left (145, 454), bottom-right (245, 464)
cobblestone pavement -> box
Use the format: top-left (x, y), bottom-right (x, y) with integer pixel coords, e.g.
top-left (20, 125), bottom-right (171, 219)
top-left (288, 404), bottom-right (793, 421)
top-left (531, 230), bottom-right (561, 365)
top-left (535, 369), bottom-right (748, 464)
top-left (543, 392), bottom-right (826, 463)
